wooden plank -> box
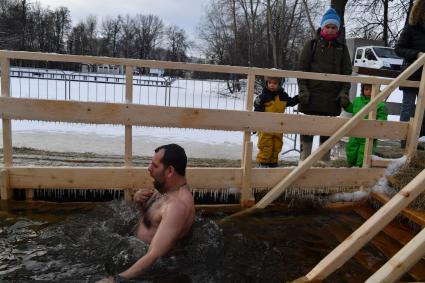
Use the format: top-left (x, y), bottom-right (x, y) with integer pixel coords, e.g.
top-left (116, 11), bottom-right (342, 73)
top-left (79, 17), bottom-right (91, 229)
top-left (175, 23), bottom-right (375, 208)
top-left (325, 221), bottom-right (383, 276)
top-left (0, 50), bottom-right (420, 88)
top-left (2, 120), bottom-right (12, 166)
top-left (240, 74), bottom-right (255, 207)
top-left (7, 167), bottom-right (242, 189)
top-left (363, 84), bottom-right (379, 168)
top-left (1, 58), bottom-right (12, 167)
top-left (304, 166), bottom-right (425, 281)
top-left (241, 73), bottom-right (255, 163)
top-left (355, 66), bottom-right (401, 78)
top-left (370, 159), bottom-right (393, 168)
top-left (366, 228), bottom-right (425, 283)
top-left (240, 142), bottom-right (254, 208)
top-left (354, 206), bottom-right (417, 247)
top-left (25, 189), bottom-right (33, 201)
top-left (124, 66), bottom-right (133, 168)
top-left (354, 205), bottom-right (425, 280)
top-left (0, 97), bottom-right (408, 140)
top-left (251, 167), bottom-right (384, 188)
top-left (255, 54), bottom-right (425, 211)
top-left (0, 169), bottom-right (10, 200)
top-left (370, 191), bottom-right (425, 227)
top-left (7, 167), bottom-right (385, 191)
top-left (406, 55), bottom-right (425, 162)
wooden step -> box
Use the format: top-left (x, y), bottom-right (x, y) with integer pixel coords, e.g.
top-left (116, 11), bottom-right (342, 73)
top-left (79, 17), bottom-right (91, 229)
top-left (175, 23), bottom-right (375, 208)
top-left (370, 191), bottom-right (425, 226)
top-left (354, 206), bottom-right (417, 246)
top-left (351, 207), bottom-right (425, 281)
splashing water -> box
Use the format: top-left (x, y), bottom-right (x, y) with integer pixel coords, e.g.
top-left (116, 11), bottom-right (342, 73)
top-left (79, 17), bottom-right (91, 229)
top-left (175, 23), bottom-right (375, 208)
top-left (0, 201), bottom-right (223, 282)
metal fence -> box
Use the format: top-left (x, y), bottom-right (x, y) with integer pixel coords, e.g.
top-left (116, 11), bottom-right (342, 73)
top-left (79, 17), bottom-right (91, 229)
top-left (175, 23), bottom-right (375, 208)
top-left (9, 67), bottom-right (300, 155)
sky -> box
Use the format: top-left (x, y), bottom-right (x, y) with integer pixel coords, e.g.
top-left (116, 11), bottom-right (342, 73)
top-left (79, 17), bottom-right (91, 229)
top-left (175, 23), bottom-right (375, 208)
top-left (36, 0), bottom-right (210, 54)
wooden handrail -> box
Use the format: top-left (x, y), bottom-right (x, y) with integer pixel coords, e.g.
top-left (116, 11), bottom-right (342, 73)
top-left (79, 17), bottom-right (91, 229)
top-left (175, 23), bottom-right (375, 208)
top-left (0, 50), bottom-right (420, 88)
top-left (0, 97), bottom-right (408, 139)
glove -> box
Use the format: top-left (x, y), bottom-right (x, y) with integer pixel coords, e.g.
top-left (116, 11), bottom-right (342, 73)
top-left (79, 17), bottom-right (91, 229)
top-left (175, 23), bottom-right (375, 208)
top-left (299, 91), bottom-right (310, 104)
top-left (338, 92), bottom-right (350, 108)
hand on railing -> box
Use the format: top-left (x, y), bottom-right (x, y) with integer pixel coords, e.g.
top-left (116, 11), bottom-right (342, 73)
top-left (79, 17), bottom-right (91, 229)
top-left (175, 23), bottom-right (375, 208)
top-left (418, 52), bottom-right (424, 59)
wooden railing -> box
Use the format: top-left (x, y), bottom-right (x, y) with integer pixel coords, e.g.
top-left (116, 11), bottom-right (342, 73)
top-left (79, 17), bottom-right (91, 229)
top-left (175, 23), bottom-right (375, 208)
top-left (1, 50), bottom-right (425, 282)
top-left (0, 50), bottom-right (420, 204)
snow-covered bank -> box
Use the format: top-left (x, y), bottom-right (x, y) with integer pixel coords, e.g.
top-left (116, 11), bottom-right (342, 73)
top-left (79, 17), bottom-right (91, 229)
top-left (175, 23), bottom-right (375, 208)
top-left (0, 125), bottom-right (298, 160)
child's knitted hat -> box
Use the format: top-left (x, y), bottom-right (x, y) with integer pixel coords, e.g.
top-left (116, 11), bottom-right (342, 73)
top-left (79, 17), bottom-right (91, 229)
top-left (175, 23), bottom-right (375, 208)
top-left (321, 8), bottom-right (341, 30)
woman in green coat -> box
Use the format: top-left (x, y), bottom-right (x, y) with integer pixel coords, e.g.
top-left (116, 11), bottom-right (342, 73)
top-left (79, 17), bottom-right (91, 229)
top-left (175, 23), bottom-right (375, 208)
top-left (345, 84), bottom-right (388, 167)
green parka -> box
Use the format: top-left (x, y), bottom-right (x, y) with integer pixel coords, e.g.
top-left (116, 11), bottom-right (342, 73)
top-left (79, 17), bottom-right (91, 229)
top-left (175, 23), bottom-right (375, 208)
top-left (297, 29), bottom-right (352, 116)
top-left (345, 95), bottom-right (388, 167)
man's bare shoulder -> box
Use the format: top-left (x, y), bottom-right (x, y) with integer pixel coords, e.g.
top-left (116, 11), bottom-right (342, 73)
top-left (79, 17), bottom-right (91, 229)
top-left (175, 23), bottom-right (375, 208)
top-left (165, 192), bottom-right (194, 212)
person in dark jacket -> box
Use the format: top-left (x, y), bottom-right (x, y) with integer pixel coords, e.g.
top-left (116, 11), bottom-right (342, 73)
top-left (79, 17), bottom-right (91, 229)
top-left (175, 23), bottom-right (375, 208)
top-left (395, 0), bottom-right (425, 148)
top-left (297, 8), bottom-right (352, 161)
top-left (254, 76), bottom-right (299, 168)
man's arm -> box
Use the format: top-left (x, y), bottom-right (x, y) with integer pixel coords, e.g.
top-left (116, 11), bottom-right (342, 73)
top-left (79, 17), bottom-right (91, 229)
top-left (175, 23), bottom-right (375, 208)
top-left (119, 201), bottom-right (189, 279)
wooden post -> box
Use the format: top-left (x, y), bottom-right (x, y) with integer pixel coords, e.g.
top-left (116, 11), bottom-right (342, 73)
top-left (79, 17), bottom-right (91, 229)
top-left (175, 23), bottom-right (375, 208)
top-left (0, 169), bottom-right (10, 200)
top-left (406, 59), bottom-right (425, 162)
top-left (25, 189), bottom-right (34, 201)
top-left (255, 55), bottom-right (425, 210)
top-left (362, 84), bottom-right (379, 168)
top-left (240, 73), bottom-right (256, 208)
top-left (241, 141), bottom-right (255, 208)
top-left (1, 58), bottom-right (12, 167)
top-left (241, 73), bottom-right (256, 163)
top-left (365, 227), bottom-right (425, 283)
top-left (124, 66), bottom-right (133, 201)
top-left (303, 167), bottom-right (425, 281)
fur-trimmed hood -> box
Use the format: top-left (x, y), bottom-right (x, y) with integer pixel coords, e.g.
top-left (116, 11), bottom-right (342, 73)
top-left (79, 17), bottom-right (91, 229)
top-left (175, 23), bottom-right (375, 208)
top-left (409, 0), bottom-right (425, 26)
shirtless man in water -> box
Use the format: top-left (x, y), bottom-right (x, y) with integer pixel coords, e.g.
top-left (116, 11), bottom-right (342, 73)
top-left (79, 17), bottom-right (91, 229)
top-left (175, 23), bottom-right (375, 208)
top-left (101, 144), bottom-right (195, 282)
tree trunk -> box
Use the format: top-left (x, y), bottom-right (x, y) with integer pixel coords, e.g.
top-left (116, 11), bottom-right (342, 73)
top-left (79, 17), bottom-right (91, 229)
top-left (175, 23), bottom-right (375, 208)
top-left (302, 0), bottom-right (316, 36)
top-left (330, 0), bottom-right (348, 41)
top-left (267, 0), bottom-right (278, 68)
top-left (405, 0), bottom-right (414, 26)
top-left (383, 0), bottom-right (389, 46)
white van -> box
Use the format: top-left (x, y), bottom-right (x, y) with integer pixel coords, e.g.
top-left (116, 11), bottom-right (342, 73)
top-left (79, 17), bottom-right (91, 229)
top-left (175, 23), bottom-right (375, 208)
top-left (353, 46), bottom-right (403, 70)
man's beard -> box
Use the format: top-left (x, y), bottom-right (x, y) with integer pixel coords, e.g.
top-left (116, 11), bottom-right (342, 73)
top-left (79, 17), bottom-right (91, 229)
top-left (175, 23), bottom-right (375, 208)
top-left (153, 179), bottom-right (166, 193)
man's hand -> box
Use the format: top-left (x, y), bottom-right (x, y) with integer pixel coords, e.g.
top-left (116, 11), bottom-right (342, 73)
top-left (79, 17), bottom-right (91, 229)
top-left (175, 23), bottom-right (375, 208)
top-left (418, 52), bottom-right (424, 59)
top-left (133, 189), bottom-right (154, 205)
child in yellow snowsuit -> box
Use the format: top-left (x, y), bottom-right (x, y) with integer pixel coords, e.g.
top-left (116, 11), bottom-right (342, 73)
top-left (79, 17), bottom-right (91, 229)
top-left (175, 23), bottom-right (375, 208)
top-left (254, 77), bottom-right (299, 168)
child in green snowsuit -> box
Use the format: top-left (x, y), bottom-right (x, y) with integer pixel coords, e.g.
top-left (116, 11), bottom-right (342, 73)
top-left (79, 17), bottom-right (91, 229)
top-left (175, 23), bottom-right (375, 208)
top-left (344, 84), bottom-right (388, 167)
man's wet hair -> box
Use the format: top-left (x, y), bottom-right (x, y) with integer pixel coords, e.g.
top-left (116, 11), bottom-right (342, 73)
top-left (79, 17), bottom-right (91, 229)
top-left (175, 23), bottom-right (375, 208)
top-left (155, 144), bottom-right (187, 176)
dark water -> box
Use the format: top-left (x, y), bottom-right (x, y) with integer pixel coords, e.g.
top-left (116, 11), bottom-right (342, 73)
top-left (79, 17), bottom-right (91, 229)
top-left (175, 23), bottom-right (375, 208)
top-left (0, 201), bottom-right (387, 282)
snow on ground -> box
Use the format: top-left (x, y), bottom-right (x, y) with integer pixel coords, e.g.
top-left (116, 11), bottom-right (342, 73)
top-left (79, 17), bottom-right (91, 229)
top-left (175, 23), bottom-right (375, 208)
top-left (1, 69), bottom-right (405, 160)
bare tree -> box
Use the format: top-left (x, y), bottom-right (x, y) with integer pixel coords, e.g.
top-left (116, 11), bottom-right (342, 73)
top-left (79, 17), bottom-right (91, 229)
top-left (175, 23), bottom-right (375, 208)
top-left (100, 16), bottom-right (121, 57)
top-left (165, 25), bottom-right (189, 62)
top-left (134, 14), bottom-right (163, 60)
top-left (346, 0), bottom-right (411, 46)
top-left (238, 0), bottom-right (261, 66)
top-left (198, 0), bottom-right (320, 69)
top-left (51, 7), bottom-right (71, 53)
top-left (119, 15), bottom-right (135, 58)
top-left (301, 0), bottom-right (317, 36)
top-left (331, 0), bottom-right (349, 40)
